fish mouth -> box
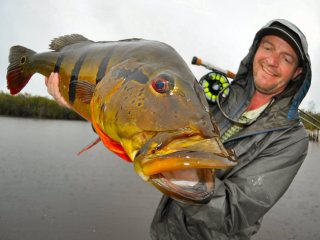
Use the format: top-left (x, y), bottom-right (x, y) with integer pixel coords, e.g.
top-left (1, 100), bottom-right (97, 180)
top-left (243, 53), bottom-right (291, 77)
top-left (150, 168), bottom-right (215, 203)
top-left (134, 134), bottom-right (237, 204)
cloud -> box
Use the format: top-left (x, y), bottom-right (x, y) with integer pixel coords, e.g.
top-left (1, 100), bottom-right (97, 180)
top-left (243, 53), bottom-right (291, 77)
top-left (1, 0), bottom-right (319, 110)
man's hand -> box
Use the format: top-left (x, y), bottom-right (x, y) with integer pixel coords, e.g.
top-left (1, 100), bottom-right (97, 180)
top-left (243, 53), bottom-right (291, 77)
top-left (45, 72), bottom-right (72, 109)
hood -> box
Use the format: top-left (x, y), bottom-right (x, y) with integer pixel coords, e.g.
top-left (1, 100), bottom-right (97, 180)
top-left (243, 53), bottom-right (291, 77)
top-left (232, 19), bottom-right (312, 121)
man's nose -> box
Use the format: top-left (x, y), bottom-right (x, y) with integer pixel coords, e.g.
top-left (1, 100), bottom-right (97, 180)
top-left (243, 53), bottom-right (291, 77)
top-left (266, 53), bottom-right (279, 66)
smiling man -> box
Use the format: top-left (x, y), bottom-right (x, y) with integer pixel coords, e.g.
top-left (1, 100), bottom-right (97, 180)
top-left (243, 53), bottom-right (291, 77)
top-left (150, 19), bottom-right (312, 239)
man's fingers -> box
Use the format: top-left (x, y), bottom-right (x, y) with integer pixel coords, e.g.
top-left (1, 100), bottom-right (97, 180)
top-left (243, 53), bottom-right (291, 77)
top-left (45, 72), bottom-right (72, 109)
top-left (45, 76), bottom-right (49, 87)
top-left (52, 73), bottom-right (61, 98)
top-left (52, 73), bottom-right (71, 108)
top-left (47, 72), bottom-right (56, 96)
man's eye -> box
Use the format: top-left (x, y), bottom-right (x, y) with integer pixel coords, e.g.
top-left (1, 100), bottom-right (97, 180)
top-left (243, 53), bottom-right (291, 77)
top-left (263, 45), bottom-right (272, 51)
top-left (262, 42), bottom-right (273, 51)
top-left (284, 56), bottom-right (294, 64)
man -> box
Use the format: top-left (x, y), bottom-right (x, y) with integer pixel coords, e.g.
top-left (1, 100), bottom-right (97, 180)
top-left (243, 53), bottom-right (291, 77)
top-left (46, 19), bottom-right (312, 239)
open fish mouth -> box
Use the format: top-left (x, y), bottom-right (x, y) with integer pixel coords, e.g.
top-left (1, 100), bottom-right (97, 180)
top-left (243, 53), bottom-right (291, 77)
top-left (150, 168), bottom-right (215, 203)
top-left (134, 136), bottom-right (237, 203)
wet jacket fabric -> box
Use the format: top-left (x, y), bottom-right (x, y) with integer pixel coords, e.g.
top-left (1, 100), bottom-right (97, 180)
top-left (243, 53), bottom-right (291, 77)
top-left (150, 19), bottom-right (312, 240)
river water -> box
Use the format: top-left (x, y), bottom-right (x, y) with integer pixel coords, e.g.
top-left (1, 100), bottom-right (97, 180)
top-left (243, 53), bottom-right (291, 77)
top-left (0, 116), bottom-right (319, 240)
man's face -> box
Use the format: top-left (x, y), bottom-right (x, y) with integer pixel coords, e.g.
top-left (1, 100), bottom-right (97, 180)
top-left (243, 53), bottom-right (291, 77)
top-left (253, 35), bottom-right (302, 95)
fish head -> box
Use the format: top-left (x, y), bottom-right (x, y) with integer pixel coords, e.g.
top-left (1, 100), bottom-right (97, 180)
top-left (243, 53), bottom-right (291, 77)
top-left (91, 58), bottom-right (237, 204)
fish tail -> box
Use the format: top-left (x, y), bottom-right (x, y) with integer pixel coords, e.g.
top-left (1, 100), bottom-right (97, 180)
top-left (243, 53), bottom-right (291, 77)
top-left (7, 46), bottom-right (37, 95)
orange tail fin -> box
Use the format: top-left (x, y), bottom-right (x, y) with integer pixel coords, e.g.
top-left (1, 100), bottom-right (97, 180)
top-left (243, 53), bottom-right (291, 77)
top-left (7, 46), bottom-right (36, 95)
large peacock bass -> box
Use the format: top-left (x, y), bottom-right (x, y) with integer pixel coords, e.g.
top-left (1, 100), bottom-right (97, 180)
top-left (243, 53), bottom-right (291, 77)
top-left (7, 34), bottom-right (237, 203)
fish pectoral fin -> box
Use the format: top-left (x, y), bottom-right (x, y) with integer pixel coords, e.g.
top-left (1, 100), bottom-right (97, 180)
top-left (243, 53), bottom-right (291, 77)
top-left (77, 137), bottom-right (101, 155)
top-left (72, 80), bottom-right (96, 104)
top-left (49, 34), bottom-right (90, 51)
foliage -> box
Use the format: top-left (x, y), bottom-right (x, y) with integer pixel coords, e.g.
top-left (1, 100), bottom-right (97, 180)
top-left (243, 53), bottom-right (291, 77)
top-left (0, 92), bottom-right (84, 121)
top-left (299, 109), bottom-right (320, 131)
top-left (1, 91), bottom-right (319, 129)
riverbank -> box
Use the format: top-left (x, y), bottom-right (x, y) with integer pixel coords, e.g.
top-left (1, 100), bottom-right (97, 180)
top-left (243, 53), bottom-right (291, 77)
top-left (0, 92), bottom-right (84, 120)
top-left (307, 129), bottom-right (320, 142)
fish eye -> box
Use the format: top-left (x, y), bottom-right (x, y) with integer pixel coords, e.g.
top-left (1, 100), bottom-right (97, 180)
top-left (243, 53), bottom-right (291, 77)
top-left (151, 74), bottom-right (174, 94)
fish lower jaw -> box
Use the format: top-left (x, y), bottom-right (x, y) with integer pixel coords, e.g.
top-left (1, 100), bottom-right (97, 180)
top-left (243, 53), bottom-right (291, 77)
top-left (133, 151), bottom-right (237, 203)
top-left (136, 169), bottom-right (150, 181)
top-left (149, 169), bottom-right (215, 204)
top-left (135, 158), bottom-right (216, 203)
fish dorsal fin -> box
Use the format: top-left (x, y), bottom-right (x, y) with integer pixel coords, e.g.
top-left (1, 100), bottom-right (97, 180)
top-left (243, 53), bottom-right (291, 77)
top-left (49, 34), bottom-right (90, 51)
top-left (71, 80), bottom-right (96, 104)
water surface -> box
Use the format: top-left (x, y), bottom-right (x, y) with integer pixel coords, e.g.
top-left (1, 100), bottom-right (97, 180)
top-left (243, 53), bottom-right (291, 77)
top-left (0, 117), bottom-right (319, 239)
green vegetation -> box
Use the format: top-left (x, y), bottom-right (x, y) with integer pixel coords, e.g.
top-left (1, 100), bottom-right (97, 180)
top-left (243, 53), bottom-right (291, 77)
top-left (0, 92), bottom-right (84, 120)
top-left (1, 92), bottom-right (319, 130)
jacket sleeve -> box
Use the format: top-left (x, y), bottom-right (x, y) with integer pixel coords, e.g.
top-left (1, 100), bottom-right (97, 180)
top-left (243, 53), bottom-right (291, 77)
top-left (150, 130), bottom-right (309, 240)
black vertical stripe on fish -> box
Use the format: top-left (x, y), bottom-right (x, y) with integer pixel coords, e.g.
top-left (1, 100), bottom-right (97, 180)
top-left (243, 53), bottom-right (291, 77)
top-left (69, 52), bottom-right (88, 102)
top-left (126, 70), bottom-right (148, 84)
top-left (113, 68), bottom-right (149, 84)
top-left (54, 53), bottom-right (65, 73)
top-left (96, 49), bottom-right (115, 84)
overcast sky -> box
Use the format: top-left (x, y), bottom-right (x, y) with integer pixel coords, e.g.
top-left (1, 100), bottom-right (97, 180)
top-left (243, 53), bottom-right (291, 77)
top-left (1, 0), bottom-right (319, 110)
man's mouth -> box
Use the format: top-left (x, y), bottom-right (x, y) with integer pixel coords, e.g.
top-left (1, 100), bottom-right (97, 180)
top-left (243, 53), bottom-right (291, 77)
top-left (262, 65), bottom-right (278, 77)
